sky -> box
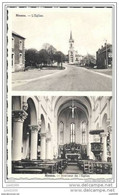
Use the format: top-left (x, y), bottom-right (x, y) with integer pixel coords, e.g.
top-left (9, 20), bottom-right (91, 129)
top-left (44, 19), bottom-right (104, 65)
top-left (10, 8), bottom-right (112, 56)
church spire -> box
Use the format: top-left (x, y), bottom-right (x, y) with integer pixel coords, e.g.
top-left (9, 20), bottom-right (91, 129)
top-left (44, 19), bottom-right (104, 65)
top-left (70, 31), bottom-right (73, 40)
top-left (69, 31), bottom-right (74, 42)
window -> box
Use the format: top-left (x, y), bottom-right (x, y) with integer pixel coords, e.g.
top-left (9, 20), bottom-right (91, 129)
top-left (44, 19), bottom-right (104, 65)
top-left (70, 123), bottom-right (75, 143)
top-left (19, 53), bottom-right (22, 64)
top-left (19, 40), bottom-right (22, 50)
top-left (12, 37), bottom-right (14, 48)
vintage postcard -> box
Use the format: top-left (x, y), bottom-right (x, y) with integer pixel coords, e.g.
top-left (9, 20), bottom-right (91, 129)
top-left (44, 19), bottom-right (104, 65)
top-left (1, 2), bottom-right (118, 194)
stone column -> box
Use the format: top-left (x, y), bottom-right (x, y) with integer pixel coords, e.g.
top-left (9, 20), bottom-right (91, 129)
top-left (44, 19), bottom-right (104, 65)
top-left (22, 132), bottom-right (30, 159)
top-left (29, 125), bottom-right (38, 160)
top-left (100, 133), bottom-right (107, 162)
top-left (40, 132), bottom-right (46, 159)
top-left (12, 110), bottom-right (27, 161)
top-left (26, 132), bottom-right (30, 159)
top-left (46, 137), bottom-right (51, 159)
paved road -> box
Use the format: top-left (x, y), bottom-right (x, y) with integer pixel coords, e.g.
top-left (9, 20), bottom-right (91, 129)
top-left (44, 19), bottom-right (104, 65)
top-left (12, 64), bottom-right (112, 91)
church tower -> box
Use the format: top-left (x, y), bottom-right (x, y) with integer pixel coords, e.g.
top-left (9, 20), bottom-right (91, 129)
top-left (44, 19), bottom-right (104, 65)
top-left (68, 31), bottom-right (75, 64)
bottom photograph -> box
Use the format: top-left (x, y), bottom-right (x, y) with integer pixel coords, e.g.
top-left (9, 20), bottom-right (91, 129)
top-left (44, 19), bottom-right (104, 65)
top-left (11, 96), bottom-right (112, 176)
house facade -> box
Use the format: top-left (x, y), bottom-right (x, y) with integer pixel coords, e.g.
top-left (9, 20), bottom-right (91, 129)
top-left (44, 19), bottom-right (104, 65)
top-left (12, 31), bottom-right (25, 72)
top-left (96, 43), bottom-right (112, 69)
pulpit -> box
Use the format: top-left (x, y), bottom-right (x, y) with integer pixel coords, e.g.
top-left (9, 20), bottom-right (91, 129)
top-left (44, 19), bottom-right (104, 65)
top-left (89, 129), bottom-right (104, 161)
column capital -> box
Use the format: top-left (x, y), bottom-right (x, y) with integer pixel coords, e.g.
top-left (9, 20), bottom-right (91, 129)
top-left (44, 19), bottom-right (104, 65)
top-left (12, 110), bottom-right (28, 122)
top-left (29, 125), bottom-right (39, 133)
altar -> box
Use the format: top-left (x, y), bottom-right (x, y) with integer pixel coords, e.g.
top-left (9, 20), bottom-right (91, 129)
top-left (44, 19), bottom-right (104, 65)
top-left (65, 153), bottom-right (81, 164)
top-left (59, 142), bottom-right (87, 164)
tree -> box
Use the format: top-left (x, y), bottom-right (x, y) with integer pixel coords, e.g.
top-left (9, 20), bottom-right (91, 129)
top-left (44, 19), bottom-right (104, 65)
top-left (38, 49), bottom-right (50, 66)
top-left (25, 43), bottom-right (66, 68)
top-left (81, 54), bottom-right (96, 68)
top-left (25, 49), bottom-right (38, 67)
top-left (54, 51), bottom-right (66, 68)
top-left (42, 43), bottom-right (57, 65)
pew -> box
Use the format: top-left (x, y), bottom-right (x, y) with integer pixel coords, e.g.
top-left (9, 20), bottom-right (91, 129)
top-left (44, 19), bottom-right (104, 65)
top-left (12, 159), bottom-right (67, 174)
top-left (78, 160), bottom-right (112, 174)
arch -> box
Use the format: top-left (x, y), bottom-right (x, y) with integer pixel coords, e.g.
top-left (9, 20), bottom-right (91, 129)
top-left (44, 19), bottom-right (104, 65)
top-left (57, 97), bottom-right (91, 145)
top-left (102, 113), bottom-right (108, 132)
top-left (54, 96), bottom-right (92, 120)
top-left (58, 101), bottom-right (89, 120)
top-left (41, 114), bottom-right (46, 133)
top-left (27, 98), bottom-right (37, 125)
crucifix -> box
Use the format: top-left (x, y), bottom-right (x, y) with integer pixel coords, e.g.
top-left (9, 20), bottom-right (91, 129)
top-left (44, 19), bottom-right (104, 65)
top-left (69, 100), bottom-right (77, 118)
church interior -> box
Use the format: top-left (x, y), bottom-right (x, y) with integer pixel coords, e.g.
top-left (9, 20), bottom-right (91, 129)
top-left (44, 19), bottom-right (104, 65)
top-left (11, 96), bottom-right (112, 175)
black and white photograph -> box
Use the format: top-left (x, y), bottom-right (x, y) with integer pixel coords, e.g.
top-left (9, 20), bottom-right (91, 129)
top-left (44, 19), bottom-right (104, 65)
top-left (8, 7), bottom-right (113, 91)
top-left (1, 1), bottom-right (118, 194)
top-left (11, 96), bottom-right (112, 177)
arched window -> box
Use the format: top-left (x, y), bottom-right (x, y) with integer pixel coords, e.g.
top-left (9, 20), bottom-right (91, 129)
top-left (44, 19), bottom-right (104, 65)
top-left (70, 123), bottom-right (75, 143)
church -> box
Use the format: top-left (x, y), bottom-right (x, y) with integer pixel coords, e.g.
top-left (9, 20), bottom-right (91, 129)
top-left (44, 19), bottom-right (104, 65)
top-left (11, 96), bottom-right (112, 175)
top-left (68, 31), bottom-right (83, 65)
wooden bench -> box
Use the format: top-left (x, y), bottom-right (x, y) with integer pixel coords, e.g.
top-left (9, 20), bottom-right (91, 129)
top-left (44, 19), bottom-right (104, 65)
top-left (12, 159), bottom-right (67, 174)
top-left (78, 160), bottom-right (112, 174)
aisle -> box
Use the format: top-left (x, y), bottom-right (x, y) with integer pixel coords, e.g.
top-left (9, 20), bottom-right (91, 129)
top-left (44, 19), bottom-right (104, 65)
top-left (63, 165), bottom-right (83, 174)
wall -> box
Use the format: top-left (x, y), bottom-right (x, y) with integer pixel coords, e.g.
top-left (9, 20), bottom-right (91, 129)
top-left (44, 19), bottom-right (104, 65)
top-left (12, 34), bottom-right (25, 72)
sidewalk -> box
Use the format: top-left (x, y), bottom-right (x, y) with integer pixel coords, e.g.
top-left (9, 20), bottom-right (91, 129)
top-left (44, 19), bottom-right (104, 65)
top-left (12, 68), bottom-right (63, 83)
top-left (90, 69), bottom-right (112, 76)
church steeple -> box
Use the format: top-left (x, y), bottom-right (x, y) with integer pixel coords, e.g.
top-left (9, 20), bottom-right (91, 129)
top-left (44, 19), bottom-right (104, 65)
top-left (68, 30), bottom-right (75, 64)
top-left (69, 31), bottom-right (74, 43)
top-left (70, 31), bottom-right (72, 40)
top-left (69, 31), bottom-right (74, 42)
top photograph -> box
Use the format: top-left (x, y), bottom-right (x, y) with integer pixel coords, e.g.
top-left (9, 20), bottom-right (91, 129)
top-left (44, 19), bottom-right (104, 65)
top-left (7, 6), bottom-right (113, 91)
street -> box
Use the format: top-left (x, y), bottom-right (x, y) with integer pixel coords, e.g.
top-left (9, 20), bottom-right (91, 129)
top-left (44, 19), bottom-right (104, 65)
top-left (12, 64), bottom-right (112, 91)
